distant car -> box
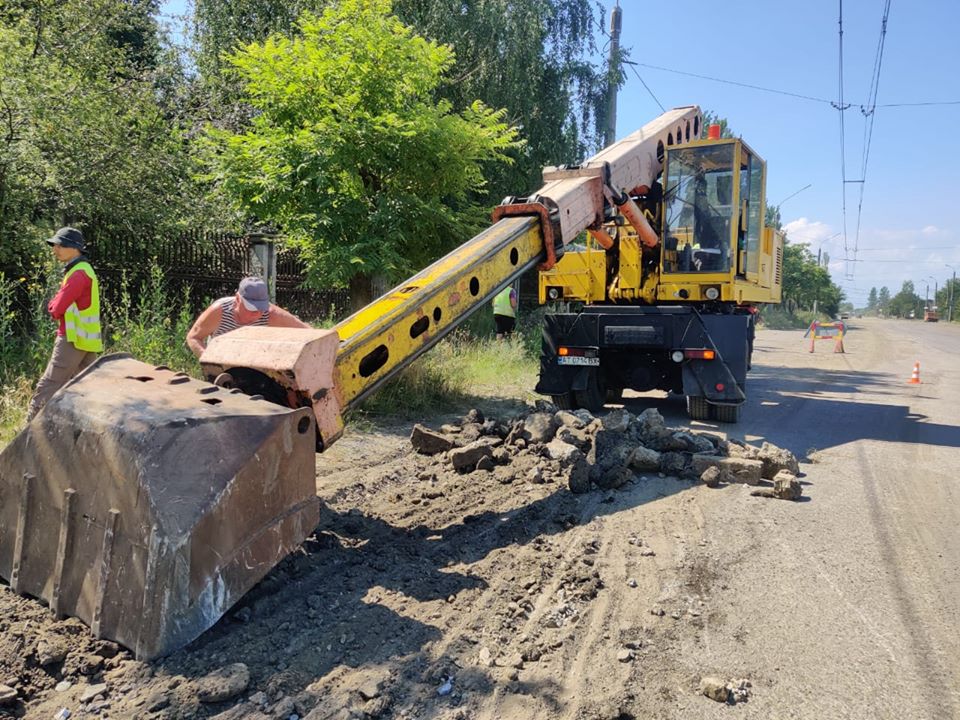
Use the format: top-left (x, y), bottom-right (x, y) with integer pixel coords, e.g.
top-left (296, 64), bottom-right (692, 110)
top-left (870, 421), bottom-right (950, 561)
top-left (840, 312), bottom-right (850, 319)
top-left (908, 310), bottom-right (916, 319)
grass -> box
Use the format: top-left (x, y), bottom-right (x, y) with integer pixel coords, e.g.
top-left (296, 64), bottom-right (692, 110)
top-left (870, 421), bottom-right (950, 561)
top-left (0, 262), bottom-right (200, 445)
top-left (2, 265), bottom-right (545, 442)
top-left (759, 306), bottom-right (821, 331)
top-left (354, 307), bottom-right (542, 418)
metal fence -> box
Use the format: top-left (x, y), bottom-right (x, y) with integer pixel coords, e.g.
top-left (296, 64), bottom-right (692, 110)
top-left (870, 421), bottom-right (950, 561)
top-left (90, 231), bottom-right (351, 322)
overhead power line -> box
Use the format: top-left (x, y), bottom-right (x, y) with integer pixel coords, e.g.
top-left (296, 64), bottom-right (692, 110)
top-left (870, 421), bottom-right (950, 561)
top-left (624, 61), bottom-right (958, 111)
top-left (623, 62), bottom-right (665, 113)
top-left (836, 0), bottom-right (850, 266)
top-left (852, 0), bottom-right (893, 268)
top-left (634, 62), bottom-right (833, 104)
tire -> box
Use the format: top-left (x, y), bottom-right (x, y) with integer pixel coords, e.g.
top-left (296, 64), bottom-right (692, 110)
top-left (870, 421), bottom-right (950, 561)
top-left (713, 403), bottom-right (741, 423)
top-left (551, 393), bottom-right (574, 410)
top-left (686, 395), bottom-right (710, 421)
top-left (605, 386), bottom-right (624, 403)
top-left (573, 369), bottom-right (606, 412)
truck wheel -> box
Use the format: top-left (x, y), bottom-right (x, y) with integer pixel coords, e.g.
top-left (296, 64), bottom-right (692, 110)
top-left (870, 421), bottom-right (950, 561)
top-left (551, 393), bottom-right (574, 410)
top-left (686, 395), bottom-right (710, 421)
top-left (573, 370), bottom-right (606, 412)
top-left (712, 403), bottom-right (741, 423)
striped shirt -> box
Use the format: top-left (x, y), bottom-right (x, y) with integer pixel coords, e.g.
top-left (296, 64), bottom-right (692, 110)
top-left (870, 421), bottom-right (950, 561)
top-left (211, 296), bottom-right (269, 338)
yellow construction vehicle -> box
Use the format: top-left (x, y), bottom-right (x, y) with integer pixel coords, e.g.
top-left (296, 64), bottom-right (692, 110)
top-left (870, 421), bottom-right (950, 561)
top-left (0, 106), bottom-right (781, 660)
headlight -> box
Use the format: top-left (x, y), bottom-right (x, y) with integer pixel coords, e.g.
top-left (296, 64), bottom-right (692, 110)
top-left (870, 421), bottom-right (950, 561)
top-left (671, 350), bottom-right (684, 363)
top-left (547, 287), bottom-right (560, 300)
top-left (704, 286), bottom-right (719, 300)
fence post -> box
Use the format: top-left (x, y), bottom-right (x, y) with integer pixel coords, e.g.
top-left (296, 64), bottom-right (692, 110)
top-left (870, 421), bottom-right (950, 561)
top-left (247, 233), bottom-right (278, 302)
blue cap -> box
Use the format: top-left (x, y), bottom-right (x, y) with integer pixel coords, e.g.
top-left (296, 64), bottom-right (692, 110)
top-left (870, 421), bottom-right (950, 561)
top-left (238, 277), bottom-right (269, 312)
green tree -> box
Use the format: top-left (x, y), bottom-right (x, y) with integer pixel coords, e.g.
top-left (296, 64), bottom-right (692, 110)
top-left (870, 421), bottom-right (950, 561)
top-left (0, 0), bottom-right (201, 274)
top-left (887, 281), bottom-right (921, 318)
top-left (203, 0), bottom-right (520, 307)
top-left (191, 0), bottom-right (613, 196)
top-left (867, 287), bottom-right (878, 312)
top-left (781, 240), bottom-right (843, 317)
top-left (878, 286), bottom-right (891, 313)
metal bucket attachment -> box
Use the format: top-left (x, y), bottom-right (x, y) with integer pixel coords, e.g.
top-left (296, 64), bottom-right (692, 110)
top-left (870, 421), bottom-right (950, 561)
top-left (199, 326), bottom-right (344, 451)
top-left (0, 355), bottom-right (318, 660)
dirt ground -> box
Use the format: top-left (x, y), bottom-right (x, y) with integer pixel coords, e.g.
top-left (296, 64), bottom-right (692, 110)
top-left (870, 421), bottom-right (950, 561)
top-left (3, 319), bottom-right (958, 720)
top-left (0, 391), bottom-right (797, 720)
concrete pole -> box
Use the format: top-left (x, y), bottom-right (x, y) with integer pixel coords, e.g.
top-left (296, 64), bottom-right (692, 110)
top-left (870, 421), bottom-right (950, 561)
top-left (604, 3), bottom-right (622, 147)
top-left (947, 270), bottom-right (957, 322)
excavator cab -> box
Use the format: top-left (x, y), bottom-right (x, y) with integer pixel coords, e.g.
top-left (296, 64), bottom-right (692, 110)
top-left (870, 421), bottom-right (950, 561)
top-left (659, 138), bottom-right (780, 305)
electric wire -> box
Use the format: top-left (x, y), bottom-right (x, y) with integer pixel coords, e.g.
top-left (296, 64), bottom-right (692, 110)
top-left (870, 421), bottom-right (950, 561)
top-left (852, 0), bottom-right (892, 271)
top-left (624, 63), bottom-right (665, 112)
top-left (836, 0), bottom-right (850, 268)
top-left (634, 62), bottom-right (833, 104)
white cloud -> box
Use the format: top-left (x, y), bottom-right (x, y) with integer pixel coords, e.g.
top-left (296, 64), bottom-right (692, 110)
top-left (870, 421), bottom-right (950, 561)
top-left (921, 225), bottom-right (939, 235)
top-left (783, 217), bottom-right (836, 247)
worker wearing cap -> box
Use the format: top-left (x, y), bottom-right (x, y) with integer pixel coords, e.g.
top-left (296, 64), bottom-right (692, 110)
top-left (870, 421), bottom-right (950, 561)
top-left (27, 227), bottom-right (103, 420)
top-left (186, 276), bottom-right (311, 358)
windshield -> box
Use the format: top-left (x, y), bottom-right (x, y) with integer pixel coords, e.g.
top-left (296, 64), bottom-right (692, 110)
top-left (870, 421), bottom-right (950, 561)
top-left (662, 144), bottom-right (735, 274)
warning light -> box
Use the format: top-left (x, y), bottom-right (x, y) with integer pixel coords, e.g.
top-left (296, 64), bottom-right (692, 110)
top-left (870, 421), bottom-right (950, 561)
top-left (715, 383), bottom-right (725, 391)
top-left (683, 349), bottom-right (716, 360)
top-left (558, 347), bottom-right (569, 356)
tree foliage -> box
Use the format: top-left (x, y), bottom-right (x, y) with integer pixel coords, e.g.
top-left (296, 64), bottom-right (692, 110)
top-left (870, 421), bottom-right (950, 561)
top-left (781, 241), bottom-right (843, 317)
top-left (887, 281), bottom-right (922, 318)
top-left (0, 0), bottom-right (202, 272)
top-left (202, 0), bottom-right (521, 301)
top-left (192, 0), bottom-right (613, 195)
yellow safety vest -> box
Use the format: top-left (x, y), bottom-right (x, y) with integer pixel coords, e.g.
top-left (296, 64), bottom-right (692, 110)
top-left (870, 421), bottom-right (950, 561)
top-left (492, 286), bottom-right (516, 318)
top-left (63, 261), bottom-right (103, 352)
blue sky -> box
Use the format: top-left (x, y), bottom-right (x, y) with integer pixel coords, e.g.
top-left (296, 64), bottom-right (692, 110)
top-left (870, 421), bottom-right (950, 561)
top-left (159, 0), bottom-right (960, 305)
top-left (603, 0), bottom-right (959, 304)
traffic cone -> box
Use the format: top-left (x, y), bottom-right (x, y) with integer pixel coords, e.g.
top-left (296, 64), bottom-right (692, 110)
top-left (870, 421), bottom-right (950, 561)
top-left (907, 362), bottom-right (921, 384)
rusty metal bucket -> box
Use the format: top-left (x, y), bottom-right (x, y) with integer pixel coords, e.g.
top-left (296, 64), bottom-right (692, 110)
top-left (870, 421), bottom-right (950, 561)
top-left (0, 354), bottom-right (318, 660)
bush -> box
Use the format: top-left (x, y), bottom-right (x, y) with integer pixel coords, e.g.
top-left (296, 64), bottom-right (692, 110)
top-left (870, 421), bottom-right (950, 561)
top-left (0, 261), bottom-right (201, 444)
top-left (356, 302), bottom-right (542, 417)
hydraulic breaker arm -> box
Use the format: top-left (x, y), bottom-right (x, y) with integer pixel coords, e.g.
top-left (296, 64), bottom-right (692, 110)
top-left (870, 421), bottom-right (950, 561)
top-left (201, 106), bottom-right (703, 450)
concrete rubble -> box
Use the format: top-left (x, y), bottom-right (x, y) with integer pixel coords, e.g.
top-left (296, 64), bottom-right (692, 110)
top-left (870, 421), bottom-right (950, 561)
top-left (410, 404), bottom-right (802, 497)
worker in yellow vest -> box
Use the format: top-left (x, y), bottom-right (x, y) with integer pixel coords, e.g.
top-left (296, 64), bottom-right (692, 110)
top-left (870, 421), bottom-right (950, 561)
top-left (27, 227), bottom-right (103, 420)
top-left (492, 284), bottom-right (518, 340)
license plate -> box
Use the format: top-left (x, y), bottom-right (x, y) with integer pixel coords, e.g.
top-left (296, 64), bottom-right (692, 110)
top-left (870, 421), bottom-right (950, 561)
top-left (557, 356), bottom-right (599, 366)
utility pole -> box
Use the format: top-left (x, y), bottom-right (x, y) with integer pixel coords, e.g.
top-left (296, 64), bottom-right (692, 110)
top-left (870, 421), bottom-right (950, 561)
top-left (948, 265), bottom-right (956, 322)
top-left (604, 2), bottom-right (622, 146)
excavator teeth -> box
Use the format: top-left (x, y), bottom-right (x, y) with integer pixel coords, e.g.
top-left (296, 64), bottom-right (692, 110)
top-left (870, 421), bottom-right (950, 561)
top-left (0, 354), bottom-right (318, 660)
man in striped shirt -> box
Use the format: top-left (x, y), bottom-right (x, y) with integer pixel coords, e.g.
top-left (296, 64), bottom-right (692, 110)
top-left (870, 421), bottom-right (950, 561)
top-left (186, 276), bottom-right (310, 359)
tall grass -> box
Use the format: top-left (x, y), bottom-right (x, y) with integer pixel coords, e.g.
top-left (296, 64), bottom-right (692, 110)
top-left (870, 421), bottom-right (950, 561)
top-left (356, 305), bottom-right (543, 417)
top-left (0, 261), bottom-right (200, 444)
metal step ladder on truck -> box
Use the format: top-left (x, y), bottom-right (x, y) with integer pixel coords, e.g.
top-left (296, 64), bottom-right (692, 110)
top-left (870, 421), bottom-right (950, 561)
top-left (0, 106), bottom-right (782, 661)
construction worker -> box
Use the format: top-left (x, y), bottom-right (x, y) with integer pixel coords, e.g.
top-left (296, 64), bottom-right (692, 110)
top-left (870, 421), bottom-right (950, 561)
top-left (492, 284), bottom-right (518, 339)
top-left (27, 227), bottom-right (103, 420)
top-left (186, 276), bottom-right (311, 358)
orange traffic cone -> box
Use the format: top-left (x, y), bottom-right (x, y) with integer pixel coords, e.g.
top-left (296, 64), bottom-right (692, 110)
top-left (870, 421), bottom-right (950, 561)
top-left (907, 362), bottom-right (921, 384)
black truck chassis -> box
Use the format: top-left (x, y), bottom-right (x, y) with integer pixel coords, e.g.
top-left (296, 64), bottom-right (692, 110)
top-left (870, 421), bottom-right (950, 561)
top-left (535, 305), bottom-right (753, 423)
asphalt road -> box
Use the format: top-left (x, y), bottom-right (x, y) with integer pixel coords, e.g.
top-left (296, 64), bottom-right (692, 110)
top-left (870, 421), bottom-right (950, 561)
top-left (621, 317), bottom-right (960, 718)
